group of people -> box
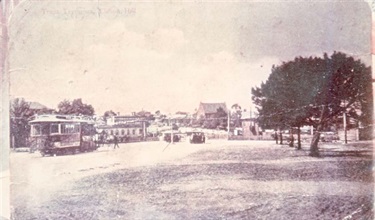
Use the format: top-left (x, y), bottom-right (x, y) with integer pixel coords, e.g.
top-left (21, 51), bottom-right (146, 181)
top-left (95, 132), bottom-right (120, 149)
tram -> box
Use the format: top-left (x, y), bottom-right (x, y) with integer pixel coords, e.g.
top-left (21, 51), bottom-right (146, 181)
top-left (29, 114), bottom-right (98, 156)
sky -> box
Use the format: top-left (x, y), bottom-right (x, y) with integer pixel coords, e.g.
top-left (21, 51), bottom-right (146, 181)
top-left (9, 1), bottom-right (372, 115)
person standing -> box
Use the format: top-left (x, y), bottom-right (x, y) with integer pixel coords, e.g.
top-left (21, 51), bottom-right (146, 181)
top-left (113, 135), bottom-right (120, 149)
top-left (275, 131), bottom-right (279, 144)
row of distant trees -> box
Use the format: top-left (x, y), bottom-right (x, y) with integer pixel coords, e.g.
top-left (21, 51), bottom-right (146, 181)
top-left (192, 105), bottom-right (243, 130)
top-left (251, 52), bottom-right (373, 157)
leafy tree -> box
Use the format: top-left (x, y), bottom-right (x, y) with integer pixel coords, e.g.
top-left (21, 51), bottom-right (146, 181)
top-left (252, 52), bottom-right (372, 156)
top-left (136, 110), bottom-right (155, 121)
top-left (205, 107), bottom-right (228, 129)
top-left (104, 110), bottom-right (117, 118)
top-left (10, 99), bottom-right (54, 148)
top-left (193, 115), bottom-right (205, 127)
top-left (57, 99), bottom-right (95, 116)
top-left (231, 104), bottom-right (242, 128)
top-left (57, 100), bottom-right (72, 114)
top-left (10, 98), bottom-right (34, 148)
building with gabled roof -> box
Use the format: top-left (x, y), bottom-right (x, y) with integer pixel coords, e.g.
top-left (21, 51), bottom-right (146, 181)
top-left (28, 101), bottom-right (48, 110)
top-left (196, 102), bottom-right (227, 119)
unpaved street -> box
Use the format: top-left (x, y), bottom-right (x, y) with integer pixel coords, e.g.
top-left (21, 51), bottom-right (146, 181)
top-left (10, 140), bottom-right (373, 219)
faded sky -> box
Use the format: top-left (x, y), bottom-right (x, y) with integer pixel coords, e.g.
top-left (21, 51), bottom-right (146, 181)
top-left (9, 1), bottom-right (371, 115)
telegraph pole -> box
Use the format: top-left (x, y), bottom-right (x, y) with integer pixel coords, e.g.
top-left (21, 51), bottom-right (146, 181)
top-left (343, 98), bottom-right (348, 144)
top-left (227, 109), bottom-right (230, 140)
top-left (170, 115), bottom-right (173, 144)
top-left (343, 112), bottom-right (347, 144)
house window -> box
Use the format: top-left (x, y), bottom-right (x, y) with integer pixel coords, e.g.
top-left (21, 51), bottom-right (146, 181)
top-left (139, 129), bottom-right (142, 135)
top-left (121, 129), bottom-right (125, 135)
top-left (132, 129), bottom-right (135, 135)
top-left (115, 129), bottom-right (119, 135)
top-left (127, 129), bottom-right (130, 135)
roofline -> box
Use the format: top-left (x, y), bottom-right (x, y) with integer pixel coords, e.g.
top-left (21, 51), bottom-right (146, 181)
top-left (29, 114), bottom-right (95, 124)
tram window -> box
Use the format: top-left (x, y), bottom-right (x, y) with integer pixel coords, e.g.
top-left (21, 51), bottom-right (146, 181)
top-left (61, 124), bottom-right (79, 134)
top-left (31, 125), bottom-right (41, 136)
top-left (50, 124), bottom-right (59, 134)
top-left (31, 124), bottom-right (49, 135)
top-left (41, 124), bottom-right (49, 135)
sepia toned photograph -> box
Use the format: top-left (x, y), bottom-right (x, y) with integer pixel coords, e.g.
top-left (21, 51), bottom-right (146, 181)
top-left (1, 0), bottom-right (374, 219)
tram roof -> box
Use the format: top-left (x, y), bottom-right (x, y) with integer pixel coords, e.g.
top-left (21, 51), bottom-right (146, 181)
top-left (29, 114), bottom-right (95, 124)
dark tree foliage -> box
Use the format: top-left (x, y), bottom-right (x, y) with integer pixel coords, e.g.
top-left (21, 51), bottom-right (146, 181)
top-left (10, 98), bottom-right (33, 148)
top-left (205, 107), bottom-right (228, 129)
top-left (57, 98), bottom-right (95, 116)
top-left (104, 110), bottom-right (117, 118)
top-left (252, 52), bottom-right (372, 156)
top-left (193, 115), bottom-right (205, 127)
top-left (10, 98), bottom-right (53, 148)
top-left (231, 104), bottom-right (242, 128)
top-left (219, 107), bottom-right (229, 129)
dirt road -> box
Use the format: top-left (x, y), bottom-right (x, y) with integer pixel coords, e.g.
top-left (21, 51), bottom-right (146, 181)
top-left (10, 140), bottom-right (373, 219)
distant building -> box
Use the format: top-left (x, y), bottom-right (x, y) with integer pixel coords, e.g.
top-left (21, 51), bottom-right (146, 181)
top-left (94, 116), bottom-right (106, 126)
top-left (169, 112), bottom-right (193, 126)
top-left (96, 123), bottom-right (147, 142)
top-left (196, 102), bottom-right (227, 119)
top-left (241, 114), bottom-right (261, 140)
top-left (106, 115), bottom-right (146, 126)
top-left (28, 101), bottom-right (48, 111)
top-left (98, 114), bottom-right (149, 142)
top-left (175, 111), bottom-right (188, 115)
top-left (136, 110), bottom-right (152, 118)
top-left (27, 101), bottom-right (55, 115)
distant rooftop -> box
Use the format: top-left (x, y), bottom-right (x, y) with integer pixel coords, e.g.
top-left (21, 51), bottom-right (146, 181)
top-left (28, 101), bottom-right (48, 110)
top-left (199, 102), bottom-right (227, 114)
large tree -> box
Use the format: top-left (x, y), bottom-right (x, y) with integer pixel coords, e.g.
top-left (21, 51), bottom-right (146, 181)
top-left (10, 98), bottom-right (53, 148)
top-left (10, 98), bottom-right (33, 148)
top-left (231, 104), bottom-right (242, 128)
top-left (204, 107), bottom-right (228, 129)
top-left (57, 98), bottom-right (95, 116)
top-left (103, 110), bottom-right (117, 118)
top-left (252, 52), bottom-right (372, 156)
